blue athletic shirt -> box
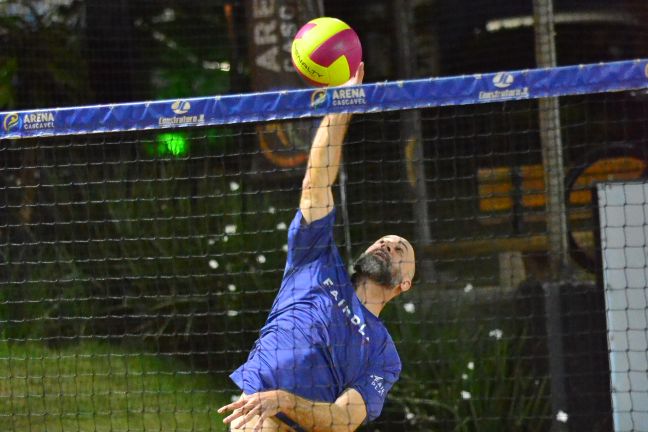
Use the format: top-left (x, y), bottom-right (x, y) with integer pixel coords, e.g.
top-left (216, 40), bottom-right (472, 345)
top-left (230, 209), bottom-right (401, 428)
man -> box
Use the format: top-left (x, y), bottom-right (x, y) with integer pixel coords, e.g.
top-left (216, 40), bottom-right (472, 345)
top-left (218, 62), bottom-right (416, 432)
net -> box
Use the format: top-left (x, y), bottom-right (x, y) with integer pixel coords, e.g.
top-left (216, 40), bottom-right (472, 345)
top-left (1, 60), bottom-right (648, 431)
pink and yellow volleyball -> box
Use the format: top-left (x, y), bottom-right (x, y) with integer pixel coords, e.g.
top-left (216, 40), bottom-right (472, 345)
top-left (291, 17), bottom-right (362, 87)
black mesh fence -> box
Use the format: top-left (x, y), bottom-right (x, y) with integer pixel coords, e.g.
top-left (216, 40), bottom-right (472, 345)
top-left (2, 1), bottom-right (648, 431)
top-left (1, 90), bottom-right (647, 430)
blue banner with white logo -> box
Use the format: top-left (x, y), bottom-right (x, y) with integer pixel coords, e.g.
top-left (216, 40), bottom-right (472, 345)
top-left (2, 59), bottom-right (648, 139)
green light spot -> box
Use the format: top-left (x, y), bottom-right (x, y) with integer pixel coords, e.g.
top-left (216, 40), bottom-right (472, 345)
top-left (157, 132), bottom-right (188, 156)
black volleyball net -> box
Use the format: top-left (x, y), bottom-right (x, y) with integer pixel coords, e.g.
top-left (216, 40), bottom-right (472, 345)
top-left (1, 60), bottom-right (648, 431)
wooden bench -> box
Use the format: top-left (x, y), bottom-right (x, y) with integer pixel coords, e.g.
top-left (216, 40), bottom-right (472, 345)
top-left (477, 156), bottom-right (646, 229)
top-left (426, 155), bottom-right (646, 284)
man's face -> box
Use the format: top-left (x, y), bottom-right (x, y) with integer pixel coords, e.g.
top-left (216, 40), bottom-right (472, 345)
top-left (353, 235), bottom-right (415, 288)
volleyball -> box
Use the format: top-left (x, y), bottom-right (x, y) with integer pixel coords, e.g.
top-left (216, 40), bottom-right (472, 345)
top-left (291, 17), bottom-right (362, 87)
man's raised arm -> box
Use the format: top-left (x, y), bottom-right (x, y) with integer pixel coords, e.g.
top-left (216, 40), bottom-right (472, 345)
top-left (300, 63), bottom-right (364, 224)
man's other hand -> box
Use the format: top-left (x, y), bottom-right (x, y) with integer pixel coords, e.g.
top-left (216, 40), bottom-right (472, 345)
top-left (218, 390), bottom-right (287, 432)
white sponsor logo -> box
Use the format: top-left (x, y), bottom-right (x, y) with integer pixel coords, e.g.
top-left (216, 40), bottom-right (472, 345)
top-left (22, 112), bottom-right (55, 131)
top-left (478, 87), bottom-right (530, 101)
top-left (479, 72), bottom-right (529, 102)
top-left (332, 88), bottom-right (366, 107)
top-left (322, 278), bottom-right (369, 342)
top-left (171, 100), bottom-right (191, 115)
top-left (159, 100), bottom-right (205, 126)
top-left (492, 72), bottom-right (514, 88)
top-left (370, 374), bottom-right (386, 396)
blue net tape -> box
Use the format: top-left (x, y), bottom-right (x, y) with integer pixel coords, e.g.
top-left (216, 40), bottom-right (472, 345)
top-left (2, 59), bottom-right (648, 139)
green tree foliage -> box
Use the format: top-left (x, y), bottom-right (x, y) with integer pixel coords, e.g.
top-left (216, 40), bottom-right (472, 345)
top-left (376, 300), bottom-right (551, 432)
top-left (0, 0), bottom-right (91, 109)
top-left (0, 134), bottom-right (291, 372)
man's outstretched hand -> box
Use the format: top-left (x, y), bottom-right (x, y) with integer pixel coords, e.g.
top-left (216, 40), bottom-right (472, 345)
top-left (344, 61), bottom-right (365, 87)
top-left (218, 390), bottom-right (286, 432)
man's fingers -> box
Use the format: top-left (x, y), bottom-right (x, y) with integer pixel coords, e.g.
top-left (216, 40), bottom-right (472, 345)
top-left (252, 412), bottom-right (271, 432)
top-left (223, 407), bottom-right (246, 424)
top-left (234, 405), bottom-right (262, 429)
top-left (355, 62), bottom-right (365, 83)
top-left (218, 396), bottom-right (247, 414)
top-left (217, 403), bottom-right (236, 414)
top-left (342, 61), bottom-right (365, 87)
top-left (223, 400), bottom-right (253, 424)
top-left (224, 397), bottom-right (260, 424)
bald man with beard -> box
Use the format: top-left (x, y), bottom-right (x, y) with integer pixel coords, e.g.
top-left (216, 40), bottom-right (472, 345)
top-left (219, 63), bottom-right (416, 432)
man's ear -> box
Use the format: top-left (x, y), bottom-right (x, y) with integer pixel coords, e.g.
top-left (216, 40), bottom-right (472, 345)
top-left (399, 278), bottom-right (412, 294)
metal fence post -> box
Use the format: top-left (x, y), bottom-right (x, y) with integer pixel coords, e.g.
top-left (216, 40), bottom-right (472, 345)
top-left (533, 0), bottom-right (569, 277)
top-left (394, 0), bottom-right (437, 284)
top-left (533, 1), bottom-right (569, 431)
top-left (543, 281), bottom-right (569, 432)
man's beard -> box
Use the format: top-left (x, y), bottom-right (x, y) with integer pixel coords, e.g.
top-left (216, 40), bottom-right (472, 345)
top-left (352, 251), bottom-right (401, 287)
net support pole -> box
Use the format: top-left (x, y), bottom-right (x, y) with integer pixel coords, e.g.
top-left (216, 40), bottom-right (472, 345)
top-left (543, 281), bottom-right (569, 432)
top-left (533, 0), bottom-right (569, 277)
top-left (394, 0), bottom-right (437, 284)
top-left (533, 1), bottom-right (569, 431)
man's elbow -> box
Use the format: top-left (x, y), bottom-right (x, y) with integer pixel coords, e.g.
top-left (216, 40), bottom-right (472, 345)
top-left (328, 406), bottom-right (365, 432)
top-left (301, 176), bottom-right (326, 198)
top-left (327, 418), bottom-right (363, 432)
top-left (331, 423), bottom-right (362, 432)
top-left (302, 175), bottom-right (312, 191)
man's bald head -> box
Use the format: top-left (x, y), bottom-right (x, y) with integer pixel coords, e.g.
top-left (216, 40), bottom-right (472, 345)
top-left (352, 235), bottom-right (415, 294)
